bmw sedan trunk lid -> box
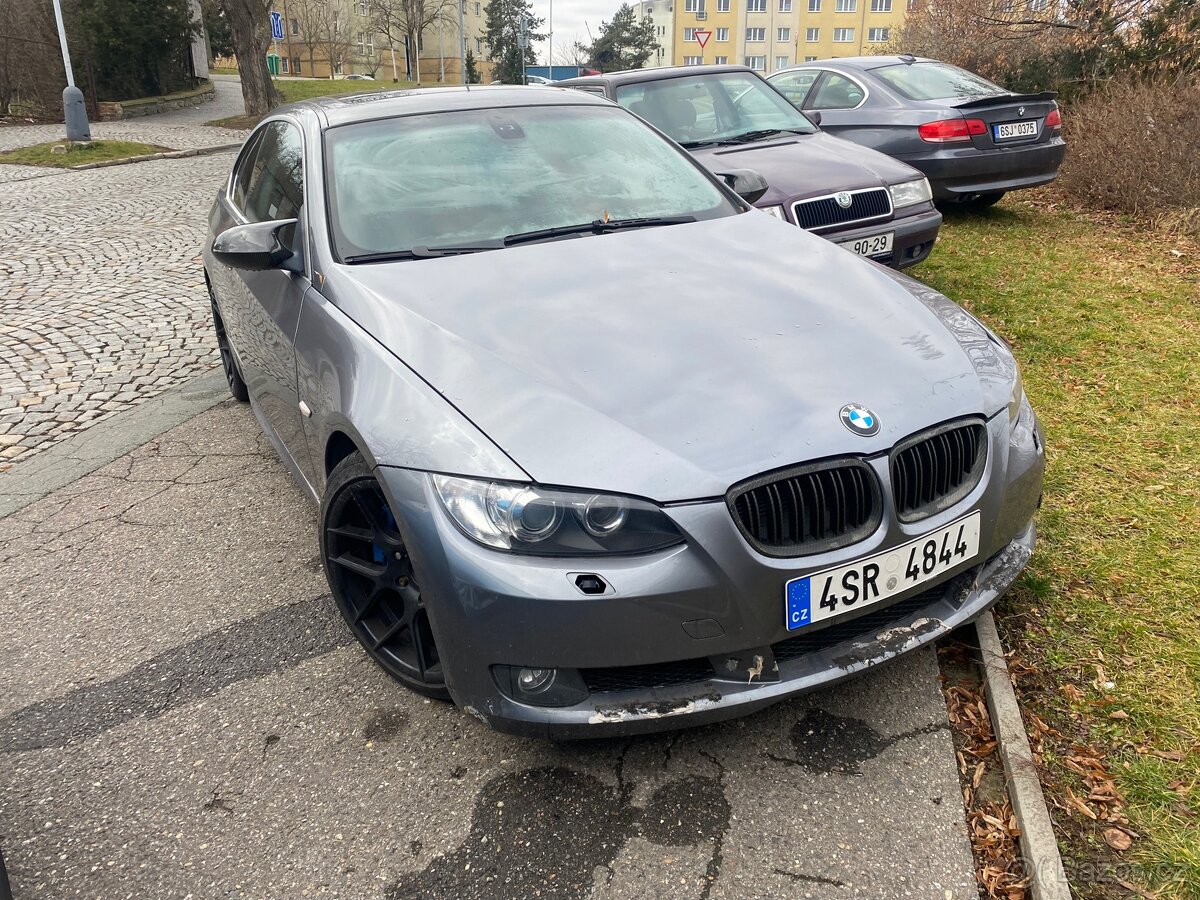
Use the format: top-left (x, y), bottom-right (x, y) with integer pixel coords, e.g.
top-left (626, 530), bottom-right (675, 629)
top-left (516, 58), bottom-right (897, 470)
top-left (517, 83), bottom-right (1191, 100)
top-left (331, 213), bottom-right (1006, 501)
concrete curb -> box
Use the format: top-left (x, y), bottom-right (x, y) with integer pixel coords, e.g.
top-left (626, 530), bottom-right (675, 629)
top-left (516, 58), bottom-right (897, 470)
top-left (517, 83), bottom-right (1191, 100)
top-left (0, 371), bottom-right (229, 519)
top-left (975, 611), bottom-right (1072, 900)
top-left (68, 142), bottom-right (243, 171)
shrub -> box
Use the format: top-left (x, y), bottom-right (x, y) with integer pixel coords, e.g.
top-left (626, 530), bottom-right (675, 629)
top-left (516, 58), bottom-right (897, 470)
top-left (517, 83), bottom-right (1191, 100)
top-left (1057, 76), bottom-right (1200, 221)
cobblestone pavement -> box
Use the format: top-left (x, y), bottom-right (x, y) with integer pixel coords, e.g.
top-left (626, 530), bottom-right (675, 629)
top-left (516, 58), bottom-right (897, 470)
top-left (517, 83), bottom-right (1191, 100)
top-left (0, 152), bottom-right (236, 465)
top-left (0, 77), bottom-right (249, 154)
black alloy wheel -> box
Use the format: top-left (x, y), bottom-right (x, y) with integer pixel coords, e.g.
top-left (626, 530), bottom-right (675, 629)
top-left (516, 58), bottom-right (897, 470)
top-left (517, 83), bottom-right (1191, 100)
top-left (320, 453), bottom-right (449, 699)
top-left (0, 845), bottom-right (12, 900)
top-left (207, 281), bottom-right (249, 402)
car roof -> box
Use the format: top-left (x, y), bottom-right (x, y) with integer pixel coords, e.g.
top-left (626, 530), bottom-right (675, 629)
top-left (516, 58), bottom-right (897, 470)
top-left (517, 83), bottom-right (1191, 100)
top-left (277, 84), bottom-right (612, 128)
top-left (560, 64), bottom-right (757, 88)
top-left (787, 55), bottom-right (936, 72)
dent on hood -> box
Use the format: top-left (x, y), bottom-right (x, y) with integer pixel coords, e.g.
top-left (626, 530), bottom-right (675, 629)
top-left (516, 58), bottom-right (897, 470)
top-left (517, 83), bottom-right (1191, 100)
top-left (879, 267), bottom-right (1017, 416)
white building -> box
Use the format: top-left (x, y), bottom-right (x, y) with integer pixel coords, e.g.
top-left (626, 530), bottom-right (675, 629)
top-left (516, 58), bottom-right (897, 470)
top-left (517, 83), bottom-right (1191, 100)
top-left (633, 0), bottom-right (674, 68)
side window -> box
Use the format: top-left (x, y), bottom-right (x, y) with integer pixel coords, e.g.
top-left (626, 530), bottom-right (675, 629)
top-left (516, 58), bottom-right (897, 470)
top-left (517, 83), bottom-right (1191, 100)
top-left (809, 73), bottom-right (866, 110)
top-left (771, 70), bottom-right (819, 107)
top-left (230, 129), bottom-right (266, 211)
top-left (237, 122), bottom-right (304, 223)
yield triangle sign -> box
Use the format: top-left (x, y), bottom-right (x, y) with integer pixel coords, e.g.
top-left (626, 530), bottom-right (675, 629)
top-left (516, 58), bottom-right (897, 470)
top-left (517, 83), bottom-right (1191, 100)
top-left (694, 29), bottom-right (712, 49)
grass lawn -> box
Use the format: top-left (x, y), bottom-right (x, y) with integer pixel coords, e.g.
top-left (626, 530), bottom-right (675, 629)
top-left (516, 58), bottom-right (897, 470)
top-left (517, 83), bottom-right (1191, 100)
top-left (207, 77), bottom-right (416, 129)
top-left (913, 198), bottom-right (1199, 899)
top-left (0, 139), bottom-right (170, 168)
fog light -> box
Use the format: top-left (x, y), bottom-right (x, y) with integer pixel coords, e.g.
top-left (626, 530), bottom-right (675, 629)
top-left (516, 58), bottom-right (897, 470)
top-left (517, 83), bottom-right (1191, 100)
top-left (492, 665), bottom-right (590, 707)
top-left (517, 667), bottom-right (556, 693)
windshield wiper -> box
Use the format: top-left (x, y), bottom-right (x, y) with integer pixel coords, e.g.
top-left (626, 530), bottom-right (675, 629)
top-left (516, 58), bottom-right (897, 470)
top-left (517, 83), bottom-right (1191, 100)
top-left (502, 215), bottom-right (696, 246)
top-left (343, 242), bottom-right (502, 263)
top-left (722, 128), bottom-right (810, 144)
top-left (682, 129), bottom-right (807, 148)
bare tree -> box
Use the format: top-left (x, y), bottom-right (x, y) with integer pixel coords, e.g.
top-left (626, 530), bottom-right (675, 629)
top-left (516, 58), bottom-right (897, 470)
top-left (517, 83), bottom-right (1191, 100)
top-left (552, 34), bottom-right (591, 67)
top-left (371, 0), bottom-right (408, 81)
top-left (373, 0), bottom-right (456, 84)
top-left (290, 0), bottom-right (327, 76)
top-left (220, 0), bottom-right (280, 115)
top-left (0, 0), bottom-right (63, 117)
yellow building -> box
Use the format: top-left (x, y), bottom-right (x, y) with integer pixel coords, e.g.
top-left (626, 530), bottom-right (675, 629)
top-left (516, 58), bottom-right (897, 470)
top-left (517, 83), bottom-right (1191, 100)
top-left (267, 0), bottom-right (491, 84)
top-left (673, 0), bottom-right (912, 74)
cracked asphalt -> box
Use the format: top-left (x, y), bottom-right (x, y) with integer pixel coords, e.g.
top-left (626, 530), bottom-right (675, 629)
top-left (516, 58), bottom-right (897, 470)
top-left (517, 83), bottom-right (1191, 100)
top-left (0, 399), bottom-right (978, 899)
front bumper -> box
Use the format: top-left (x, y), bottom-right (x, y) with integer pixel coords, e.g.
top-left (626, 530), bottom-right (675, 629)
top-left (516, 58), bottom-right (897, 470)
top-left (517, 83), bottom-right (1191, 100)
top-left (809, 204), bottom-right (942, 269)
top-left (899, 137), bottom-right (1067, 200)
top-left (376, 410), bottom-right (1043, 738)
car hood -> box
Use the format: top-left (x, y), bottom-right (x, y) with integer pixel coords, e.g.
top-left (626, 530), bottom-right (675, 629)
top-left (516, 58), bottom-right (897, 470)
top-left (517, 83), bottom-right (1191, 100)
top-left (690, 131), bottom-right (924, 206)
top-left (329, 213), bottom-right (1014, 502)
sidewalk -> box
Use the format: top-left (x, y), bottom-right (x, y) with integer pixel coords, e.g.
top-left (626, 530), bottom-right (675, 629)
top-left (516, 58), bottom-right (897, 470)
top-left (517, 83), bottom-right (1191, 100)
top-left (0, 389), bottom-right (979, 899)
top-left (0, 77), bottom-right (250, 155)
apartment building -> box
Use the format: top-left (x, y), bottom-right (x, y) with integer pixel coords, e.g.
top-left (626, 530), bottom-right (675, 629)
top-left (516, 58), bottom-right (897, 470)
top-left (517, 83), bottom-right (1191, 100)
top-left (674, 0), bottom-right (912, 74)
top-left (632, 0), bottom-right (676, 68)
top-left (268, 0), bottom-right (491, 83)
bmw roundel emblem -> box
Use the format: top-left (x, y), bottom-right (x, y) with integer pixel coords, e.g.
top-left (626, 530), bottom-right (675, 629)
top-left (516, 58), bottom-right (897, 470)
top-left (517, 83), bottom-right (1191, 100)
top-left (835, 191), bottom-right (853, 209)
top-left (839, 403), bottom-right (880, 436)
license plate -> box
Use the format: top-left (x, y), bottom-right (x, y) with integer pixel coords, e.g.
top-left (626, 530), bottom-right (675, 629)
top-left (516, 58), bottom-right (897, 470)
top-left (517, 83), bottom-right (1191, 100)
top-left (784, 512), bottom-right (981, 631)
top-left (838, 231), bottom-right (893, 258)
top-left (993, 120), bottom-right (1039, 141)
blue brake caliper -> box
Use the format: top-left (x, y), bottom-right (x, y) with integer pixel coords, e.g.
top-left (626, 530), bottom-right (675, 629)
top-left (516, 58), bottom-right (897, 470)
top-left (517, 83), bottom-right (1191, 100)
top-left (371, 506), bottom-right (397, 565)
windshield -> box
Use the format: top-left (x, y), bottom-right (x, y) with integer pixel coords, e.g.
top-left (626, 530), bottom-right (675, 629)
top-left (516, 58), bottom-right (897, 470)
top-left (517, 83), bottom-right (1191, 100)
top-left (324, 104), bottom-right (737, 259)
top-left (614, 72), bottom-right (816, 146)
top-left (872, 62), bottom-right (1005, 101)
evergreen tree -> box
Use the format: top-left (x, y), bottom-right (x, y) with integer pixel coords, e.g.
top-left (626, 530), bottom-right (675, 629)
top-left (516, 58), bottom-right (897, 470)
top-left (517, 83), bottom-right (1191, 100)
top-left (584, 3), bottom-right (658, 72)
top-left (465, 48), bottom-right (481, 83)
top-left (484, 0), bottom-right (543, 84)
top-left (74, 0), bottom-right (199, 98)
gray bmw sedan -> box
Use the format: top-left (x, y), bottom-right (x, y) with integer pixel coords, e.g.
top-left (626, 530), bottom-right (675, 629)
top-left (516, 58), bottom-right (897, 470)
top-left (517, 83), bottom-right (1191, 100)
top-left (204, 85), bottom-right (1044, 737)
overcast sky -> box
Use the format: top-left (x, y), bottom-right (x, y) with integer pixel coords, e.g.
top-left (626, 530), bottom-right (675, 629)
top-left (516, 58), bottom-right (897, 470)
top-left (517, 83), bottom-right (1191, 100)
top-left (529, 0), bottom-right (627, 65)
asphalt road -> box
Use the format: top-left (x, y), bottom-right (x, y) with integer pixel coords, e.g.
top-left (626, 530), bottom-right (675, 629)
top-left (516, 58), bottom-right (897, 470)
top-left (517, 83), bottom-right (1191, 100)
top-left (0, 397), bottom-right (977, 899)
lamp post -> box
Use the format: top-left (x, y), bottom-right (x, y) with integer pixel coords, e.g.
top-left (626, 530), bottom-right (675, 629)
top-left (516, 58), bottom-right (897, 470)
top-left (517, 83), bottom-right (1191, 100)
top-left (459, 0), bottom-right (467, 82)
top-left (51, 0), bottom-right (91, 142)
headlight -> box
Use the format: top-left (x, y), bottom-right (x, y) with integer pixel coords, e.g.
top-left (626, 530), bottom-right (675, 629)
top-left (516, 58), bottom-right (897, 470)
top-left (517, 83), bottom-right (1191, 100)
top-left (432, 475), bottom-right (683, 555)
top-left (1008, 367), bottom-right (1025, 424)
top-left (889, 177), bottom-right (933, 208)
top-left (760, 205), bottom-right (787, 220)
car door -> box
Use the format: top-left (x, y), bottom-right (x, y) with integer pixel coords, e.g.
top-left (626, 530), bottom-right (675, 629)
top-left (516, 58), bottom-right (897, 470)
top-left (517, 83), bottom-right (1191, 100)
top-left (220, 119), bottom-right (315, 486)
top-left (769, 69), bottom-right (820, 109)
top-left (803, 70), bottom-right (873, 139)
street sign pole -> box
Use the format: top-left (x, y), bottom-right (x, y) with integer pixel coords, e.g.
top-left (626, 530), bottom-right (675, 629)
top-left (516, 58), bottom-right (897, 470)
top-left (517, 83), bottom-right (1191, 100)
top-left (695, 28), bottom-right (712, 64)
top-left (50, 0), bottom-right (90, 142)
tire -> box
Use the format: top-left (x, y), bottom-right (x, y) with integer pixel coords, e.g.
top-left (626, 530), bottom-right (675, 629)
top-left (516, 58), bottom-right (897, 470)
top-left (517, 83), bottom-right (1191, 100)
top-left (320, 452), bottom-right (450, 700)
top-left (207, 281), bottom-right (249, 403)
top-left (0, 846), bottom-right (12, 900)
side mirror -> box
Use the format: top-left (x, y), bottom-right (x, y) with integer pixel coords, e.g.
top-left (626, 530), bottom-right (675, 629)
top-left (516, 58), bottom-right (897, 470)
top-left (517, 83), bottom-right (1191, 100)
top-left (717, 168), bottom-right (769, 205)
top-left (212, 219), bottom-right (301, 273)
top-left (807, 110), bottom-right (822, 127)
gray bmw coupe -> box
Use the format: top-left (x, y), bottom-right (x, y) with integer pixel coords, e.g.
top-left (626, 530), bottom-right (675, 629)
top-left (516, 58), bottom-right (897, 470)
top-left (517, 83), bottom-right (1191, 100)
top-left (204, 85), bottom-right (1044, 737)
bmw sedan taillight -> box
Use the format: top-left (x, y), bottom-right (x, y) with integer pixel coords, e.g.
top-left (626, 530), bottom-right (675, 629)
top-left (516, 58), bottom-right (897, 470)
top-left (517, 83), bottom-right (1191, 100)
top-left (918, 118), bottom-right (987, 143)
top-left (1045, 108), bottom-right (1062, 130)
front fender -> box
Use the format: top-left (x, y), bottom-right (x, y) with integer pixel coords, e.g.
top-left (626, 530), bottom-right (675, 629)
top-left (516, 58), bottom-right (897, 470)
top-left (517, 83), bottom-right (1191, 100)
top-left (294, 287), bottom-right (529, 496)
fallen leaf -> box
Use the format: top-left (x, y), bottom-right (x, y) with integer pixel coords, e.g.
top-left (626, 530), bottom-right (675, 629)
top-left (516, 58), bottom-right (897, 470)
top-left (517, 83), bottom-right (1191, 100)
top-left (1104, 828), bottom-right (1133, 851)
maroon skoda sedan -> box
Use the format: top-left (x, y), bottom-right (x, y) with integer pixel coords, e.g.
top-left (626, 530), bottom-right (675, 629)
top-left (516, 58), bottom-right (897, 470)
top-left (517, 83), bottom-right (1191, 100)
top-left (561, 65), bottom-right (942, 269)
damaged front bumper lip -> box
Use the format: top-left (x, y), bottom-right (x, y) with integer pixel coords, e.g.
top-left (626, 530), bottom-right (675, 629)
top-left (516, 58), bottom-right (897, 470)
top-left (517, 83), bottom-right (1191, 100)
top-left (482, 521), bottom-right (1035, 738)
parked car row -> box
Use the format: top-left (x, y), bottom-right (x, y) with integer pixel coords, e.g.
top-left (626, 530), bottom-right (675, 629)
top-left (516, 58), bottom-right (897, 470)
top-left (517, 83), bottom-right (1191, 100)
top-left (766, 55), bottom-right (1066, 207)
top-left (557, 56), bottom-right (1063, 265)
top-left (561, 65), bottom-right (941, 268)
top-left (203, 76), bottom-right (1045, 737)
